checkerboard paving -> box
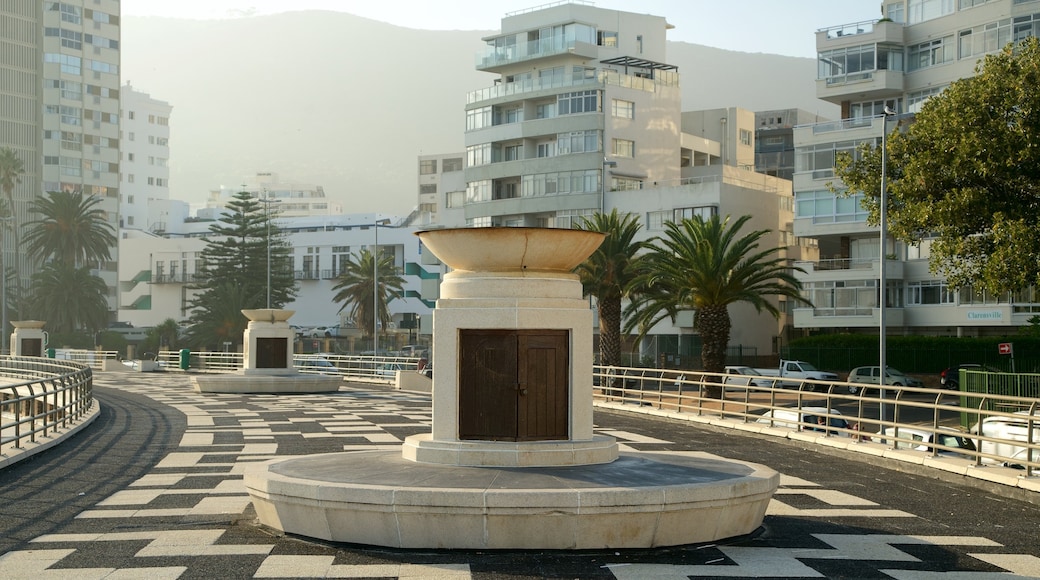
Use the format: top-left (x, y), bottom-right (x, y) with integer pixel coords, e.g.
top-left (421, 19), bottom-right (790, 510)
top-left (0, 373), bottom-right (1037, 579)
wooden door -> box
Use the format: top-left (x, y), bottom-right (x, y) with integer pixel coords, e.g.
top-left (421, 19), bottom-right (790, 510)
top-left (458, 329), bottom-right (568, 441)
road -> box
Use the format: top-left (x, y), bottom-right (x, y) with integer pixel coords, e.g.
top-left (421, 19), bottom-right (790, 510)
top-left (0, 372), bottom-right (1037, 579)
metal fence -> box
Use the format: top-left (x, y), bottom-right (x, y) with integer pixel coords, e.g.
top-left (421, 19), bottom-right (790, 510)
top-left (592, 365), bottom-right (1039, 479)
top-left (0, 356), bottom-right (94, 452)
top-left (153, 350), bottom-right (423, 383)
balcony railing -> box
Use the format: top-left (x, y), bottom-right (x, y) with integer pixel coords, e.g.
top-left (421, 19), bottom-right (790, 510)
top-left (467, 68), bottom-right (679, 105)
top-left (152, 273), bottom-right (197, 284)
top-left (818, 19), bottom-right (877, 39)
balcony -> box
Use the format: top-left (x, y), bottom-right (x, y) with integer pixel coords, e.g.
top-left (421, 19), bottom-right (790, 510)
top-left (152, 273), bottom-right (197, 284)
top-left (467, 67), bottom-right (678, 105)
top-left (796, 258), bottom-right (904, 283)
top-left (816, 19), bottom-right (904, 49)
top-left (476, 38), bottom-right (599, 72)
top-left (794, 306), bottom-right (904, 329)
top-left (817, 68), bottom-right (903, 102)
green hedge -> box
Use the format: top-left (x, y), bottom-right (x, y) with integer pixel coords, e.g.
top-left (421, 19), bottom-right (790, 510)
top-left (784, 334), bottom-right (1039, 374)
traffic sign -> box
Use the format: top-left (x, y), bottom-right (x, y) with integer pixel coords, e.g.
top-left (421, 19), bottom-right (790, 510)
top-left (998, 342), bottom-right (1013, 355)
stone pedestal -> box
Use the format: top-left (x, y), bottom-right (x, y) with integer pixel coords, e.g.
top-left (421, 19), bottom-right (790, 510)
top-left (192, 309), bottom-right (340, 394)
top-left (11, 320), bottom-right (47, 357)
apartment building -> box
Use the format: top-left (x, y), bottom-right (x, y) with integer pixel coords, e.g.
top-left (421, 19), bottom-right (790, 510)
top-left (120, 84), bottom-right (171, 233)
top-left (444, 3), bottom-right (807, 357)
top-left (1, 1), bottom-right (122, 316)
top-left (793, 0), bottom-right (1040, 337)
top-left (199, 172), bottom-right (344, 220)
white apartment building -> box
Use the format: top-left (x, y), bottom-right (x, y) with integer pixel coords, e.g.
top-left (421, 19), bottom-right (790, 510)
top-left (1, 1), bottom-right (122, 316)
top-left (120, 84), bottom-right (171, 233)
top-left (199, 172), bottom-right (343, 220)
top-left (447, 3), bottom-right (807, 357)
top-left (118, 206), bottom-right (437, 341)
top-left (794, 0), bottom-right (1040, 337)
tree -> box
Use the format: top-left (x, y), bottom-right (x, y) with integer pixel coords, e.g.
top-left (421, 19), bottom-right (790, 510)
top-left (331, 248), bottom-right (404, 343)
top-left (23, 190), bottom-right (116, 267)
top-left (625, 215), bottom-right (809, 398)
top-left (185, 191), bottom-right (297, 350)
top-left (835, 37), bottom-right (1040, 295)
top-left (142, 318), bottom-right (181, 354)
top-left (0, 148), bottom-right (25, 307)
top-left (28, 262), bottom-right (109, 334)
top-left (574, 209), bottom-right (647, 368)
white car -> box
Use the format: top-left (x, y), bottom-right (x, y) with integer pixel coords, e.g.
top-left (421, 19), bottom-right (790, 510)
top-left (756, 407), bottom-right (851, 436)
top-left (881, 426), bottom-right (976, 458)
top-left (723, 365), bottom-right (775, 387)
top-left (971, 411), bottom-right (1040, 468)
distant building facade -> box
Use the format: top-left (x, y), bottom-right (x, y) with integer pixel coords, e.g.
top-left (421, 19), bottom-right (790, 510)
top-left (120, 85), bottom-right (171, 233)
top-left (793, 0), bottom-right (1040, 337)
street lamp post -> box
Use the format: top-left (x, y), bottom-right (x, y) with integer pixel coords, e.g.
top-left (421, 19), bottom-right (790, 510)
top-left (373, 218), bottom-right (391, 353)
top-left (879, 106), bottom-right (897, 424)
top-left (258, 192), bottom-right (280, 309)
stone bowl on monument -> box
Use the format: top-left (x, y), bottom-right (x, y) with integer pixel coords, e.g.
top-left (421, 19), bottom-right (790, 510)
top-left (245, 227), bottom-right (779, 550)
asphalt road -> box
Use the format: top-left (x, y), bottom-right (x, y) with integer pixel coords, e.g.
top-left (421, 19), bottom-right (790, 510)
top-left (0, 375), bottom-right (1037, 579)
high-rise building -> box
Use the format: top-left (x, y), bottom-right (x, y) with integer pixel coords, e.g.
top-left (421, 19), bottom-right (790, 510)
top-left (120, 84), bottom-right (171, 233)
top-left (793, 0), bottom-right (1040, 337)
top-left (0, 1), bottom-right (121, 317)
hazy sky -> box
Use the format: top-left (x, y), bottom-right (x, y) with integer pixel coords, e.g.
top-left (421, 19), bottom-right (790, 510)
top-left (121, 0), bottom-right (882, 58)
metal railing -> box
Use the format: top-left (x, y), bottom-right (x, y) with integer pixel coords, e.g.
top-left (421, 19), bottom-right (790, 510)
top-left (0, 356), bottom-right (94, 452)
top-left (592, 366), bottom-right (1039, 478)
top-left (153, 350), bottom-right (422, 383)
top-left (51, 349), bottom-right (119, 372)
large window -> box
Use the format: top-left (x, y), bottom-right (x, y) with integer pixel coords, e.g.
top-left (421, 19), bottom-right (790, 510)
top-left (521, 170), bottom-right (598, 197)
top-left (674, 206), bottom-right (718, 222)
top-left (850, 99), bottom-right (903, 119)
top-left (907, 280), bottom-right (956, 305)
top-left (442, 157), bottom-right (463, 172)
top-left (466, 143), bottom-right (491, 167)
top-left (818, 44), bottom-right (875, 79)
top-left (557, 90), bottom-right (598, 115)
top-left (907, 86), bottom-right (947, 112)
top-left (612, 138), bottom-right (635, 158)
top-left (612, 99), bottom-right (634, 119)
top-left (795, 189), bottom-right (869, 224)
top-left (959, 19), bottom-right (1012, 60)
top-left (466, 106), bottom-right (492, 131)
top-left (1013, 12), bottom-right (1040, 43)
top-left (908, 36), bottom-right (955, 71)
top-left (419, 159), bottom-right (437, 175)
top-left (557, 130), bottom-right (600, 155)
top-left (795, 139), bottom-right (873, 177)
top-left (907, 0), bottom-right (955, 24)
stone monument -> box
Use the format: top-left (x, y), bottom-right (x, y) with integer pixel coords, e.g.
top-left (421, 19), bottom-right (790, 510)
top-left (245, 228), bottom-right (779, 549)
top-left (10, 320), bottom-right (47, 357)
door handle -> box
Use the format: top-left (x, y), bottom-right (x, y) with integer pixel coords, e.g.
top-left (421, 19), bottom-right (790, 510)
top-left (519, 388), bottom-right (528, 396)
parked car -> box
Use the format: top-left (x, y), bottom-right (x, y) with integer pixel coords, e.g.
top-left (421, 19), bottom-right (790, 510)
top-left (846, 366), bottom-right (923, 393)
top-left (880, 426), bottom-right (976, 458)
top-left (756, 407), bottom-right (851, 436)
top-left (294, 355), bottom-right (339, 374)
top-left (722, 366), bottom-right (775, 388)
top-left (939, 363), bottom-right (1000, 390)
top-left (971, 411), bottom-right (1040, 468)
top-left (307, 325), bottom-right (341, 338)
top-left (754, 360), bottom-right (839, 391)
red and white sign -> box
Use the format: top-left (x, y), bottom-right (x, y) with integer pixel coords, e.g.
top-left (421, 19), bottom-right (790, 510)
top-left (998, 342), bottom-right (1013, 355)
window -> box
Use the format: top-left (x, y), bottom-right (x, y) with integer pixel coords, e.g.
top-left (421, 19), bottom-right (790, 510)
top-left (503, 144), bottom-right (521, 161)
top-left (536, 103), bottom-right (556, 119)
top-left (442, 157), bottom-right (463, 172)
top-left (597, 30), bottom-right (617, 47)
top-left (446, 190), bottom-right (465, 208)
top-left (612, 99), bottom-right (634, 119)
top-left (646, 210), bottom-right (670, 230)
top-left (739, 129), bottom-right (752, 146)
top-left (557, 130), bottom-right (600, 155)
top-left (907, 280), bottom-right (956, 305)
top-left (536, 142), bottom-right (554, 158)
top-left (886, 2), bottom-right (906, 23)
top-left (959, 19), bottom-right (1012, 60)
top-left (127, 153), bottom-right (134, 161)
top-left (818, 44), bottom-right (876, 80)
top-left (850, 99), bottom-right (903, 118)
top-left (612, 138), bottom-right (635, 158)
top-left (44, 53), bottom-right (81, 75)
top-left (128, 132), bottom-right (134, 141)
top-left (127, 174), bottom-right (134, 183)
top-left (466, 143), bottom-right (491, 166)
top-left (907, 0), bottom-right (955, 24)
top-left (557, 90), bottom-right (598, 115)
top-left (907, 86), bottom-right (947, 112)
top-left (1014, 13), bottom-right (1040, 43)
top-left (466, 180), bottom-right (491, 203)
top-left (674, 206), bottom-right (718, 222)
top-left (466, 106), bottom-right (492, 131)
top-left (419, 159), bottom-right (437, 174)
top-left (908, 36), bottom-right (955, 71)
top-left (795, 189), bottom-right (869, 223)
top-left (612, 177), bottom-right (642, 191)
top-left (128, 110), bottom-right (135, 120)
top-left (960, 0), bottom-right (993, 7)
top-left (419, 184), bottom-right (437, 194)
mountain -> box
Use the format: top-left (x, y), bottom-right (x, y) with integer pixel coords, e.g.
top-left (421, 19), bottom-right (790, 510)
top-left (121, 11), bottom-right (835, 215)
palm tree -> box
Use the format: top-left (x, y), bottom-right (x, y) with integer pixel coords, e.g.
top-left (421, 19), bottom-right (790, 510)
top-left (626, 214), bottom-right (809, 398)
top-left (23, 190), bottom-right (116, 267)
top-left (331, 249), bottom-right (404, 343)
top-left (574, 209), bottom-right (647, 369)
top-left (183, 282), bottom-right (252, 351)
top-left (28, 262), bottom-right (109, 334)
top-left (0, 148), bottom-right (25, 307)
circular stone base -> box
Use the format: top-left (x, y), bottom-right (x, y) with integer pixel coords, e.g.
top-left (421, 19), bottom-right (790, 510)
top-left (244, 449), bottom-right (779, 550)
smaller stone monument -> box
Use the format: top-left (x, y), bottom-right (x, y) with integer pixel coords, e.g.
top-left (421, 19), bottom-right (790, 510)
top-left (192, 309), bottom-right (341, 393)
top-left (11, 320), bottom-right (47, 357)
